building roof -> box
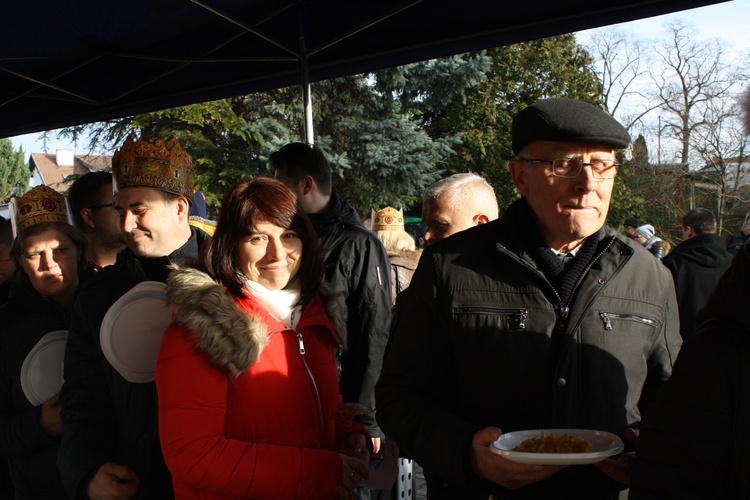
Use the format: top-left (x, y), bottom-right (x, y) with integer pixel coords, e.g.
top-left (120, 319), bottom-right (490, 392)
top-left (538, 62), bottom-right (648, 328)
top-left (29, 152), bottom-right (112, 193)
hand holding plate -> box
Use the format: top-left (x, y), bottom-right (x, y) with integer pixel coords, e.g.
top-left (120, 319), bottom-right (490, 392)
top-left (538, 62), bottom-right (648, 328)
top-left (470, 427), bottom-right (566, 490)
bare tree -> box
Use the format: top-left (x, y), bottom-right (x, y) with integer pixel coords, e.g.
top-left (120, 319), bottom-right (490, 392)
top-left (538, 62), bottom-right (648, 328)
top-left (690, 92), bottom-right (750, 234)
top-left (586, 28), bottom-right (658, 132)
top-left (649, 22), bottom-right (736, 167)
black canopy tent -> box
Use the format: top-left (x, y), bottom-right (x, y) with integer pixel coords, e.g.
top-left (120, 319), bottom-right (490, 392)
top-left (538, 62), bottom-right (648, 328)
top-left (0, 0), bottom-right (729, 141)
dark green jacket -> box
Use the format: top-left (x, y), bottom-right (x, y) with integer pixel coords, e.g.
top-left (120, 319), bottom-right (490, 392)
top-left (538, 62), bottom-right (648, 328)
top-left (376, 199), bottom-right (681, 500)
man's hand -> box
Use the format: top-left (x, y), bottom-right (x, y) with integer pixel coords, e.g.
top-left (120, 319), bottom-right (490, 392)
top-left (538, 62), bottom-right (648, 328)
top-left (470, 427), bottom-right (565, 490)
top-left (338, 454), bottom-right (369, 499)
top-left (39, 393), bottom-right (61, 437)
top-left (86, 463), bottom-right (140, 500)
top-left (338, 431), bottom-right (371, 469)
top-left (371, 437), bottom-right (381, 454)
top-left (595, 428), bottom-right (639, 485)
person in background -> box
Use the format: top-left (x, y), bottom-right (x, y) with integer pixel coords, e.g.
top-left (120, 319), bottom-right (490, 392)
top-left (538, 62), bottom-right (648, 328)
top-left (59, 137), bottom-right (210, 500)
top-left (631, 240), bottom-right (750, 499)
top-left (189, 189), bottom-right (207, 218)
top-left (271, 143), bottom-right (392, 461)
top-left (376, 98), bottom-right (681, 499)
top-left (623, 217), bottom-right (639, 240)
top-left (67, 171), bottom-right (126, 275)
top-left (421, 173), bottom-right (498, 246)
top-left (156, 177), bottom-right (370, 498)
top-left (0, 185), bottom-right (87, 498)
top-left (726, 219), bottom-right (750, 255)
top-left (634, 224), bottom-right (667, 258)
top-left (0, 217), bottom-right (14, 304)
top-left (630, 85), bottom-right (750, 500)
top-left (661, 208), bottom-right (733, 340)
top-left (372, 206), bottom-right (422, 305)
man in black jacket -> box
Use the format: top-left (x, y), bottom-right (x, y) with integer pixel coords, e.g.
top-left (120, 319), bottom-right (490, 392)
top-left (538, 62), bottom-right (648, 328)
top-left (59, 138), bottom-right (209, 500)
top-left (376, 99), bottom-right (681, 499)
top-left (662, 207), bottom-right (733, 339)
top-left (271, 143), bottom-right (392, 457)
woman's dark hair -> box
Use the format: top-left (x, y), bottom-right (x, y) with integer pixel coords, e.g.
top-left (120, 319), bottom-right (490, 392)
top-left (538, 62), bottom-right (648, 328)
top-left (11, 221), bottom-right (89, 281)
top-left (204, 177), bottom-right (323, 302)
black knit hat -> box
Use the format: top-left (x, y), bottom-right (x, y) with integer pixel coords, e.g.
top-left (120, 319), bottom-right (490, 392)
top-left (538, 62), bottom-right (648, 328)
top-left (512, 98), bottom-right (631, 155)
top-left (624, 217), bottom-right (639, 229)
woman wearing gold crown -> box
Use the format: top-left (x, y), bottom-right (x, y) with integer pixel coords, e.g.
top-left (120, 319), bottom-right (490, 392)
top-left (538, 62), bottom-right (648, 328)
top-left (371, 206), bottom-right (422, 307)
top-left (0, 185), bottom-right (87, 498)
top-left (155, 178), bottom-right (371, 499)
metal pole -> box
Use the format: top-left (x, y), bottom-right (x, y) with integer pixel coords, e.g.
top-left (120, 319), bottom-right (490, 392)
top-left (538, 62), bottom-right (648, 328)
top-left (298, 3), bottom-right (314, 145)
top-left (302, 57), bottom-right (314, 145)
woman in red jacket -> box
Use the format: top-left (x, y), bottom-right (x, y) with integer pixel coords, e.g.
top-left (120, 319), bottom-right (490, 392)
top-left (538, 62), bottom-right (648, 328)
top-left (155, 177), bottom-right (370, 499)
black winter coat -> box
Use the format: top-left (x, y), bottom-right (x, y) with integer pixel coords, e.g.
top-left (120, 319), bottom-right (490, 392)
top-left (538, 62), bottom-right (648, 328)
top-left (631, 241), bottom-right (750, 499)
top-left (377, 199), bottom-right (681, 500)
top-left (661, 233), bottom-right (733, 339)
top-left (58, 227), bottom-right (208, 499)
top-left (307, 195), bottom-right (392, 437)
top-left (0, 280), bottom-right (69, 499)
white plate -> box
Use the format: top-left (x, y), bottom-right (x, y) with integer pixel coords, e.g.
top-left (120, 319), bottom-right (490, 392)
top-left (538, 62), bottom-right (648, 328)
top-left (490, 429), bottom-right (624, 465)
top-left (20, 330), bottom-right (68, 406)
top-left (100, 281), bottom-right (172, 383)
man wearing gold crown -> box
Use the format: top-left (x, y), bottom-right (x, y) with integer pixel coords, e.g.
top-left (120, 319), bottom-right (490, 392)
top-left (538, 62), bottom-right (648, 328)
top-left (271, 143), bottom-right (392, 495)
top-left (59, 137), bottom-right (211, 499)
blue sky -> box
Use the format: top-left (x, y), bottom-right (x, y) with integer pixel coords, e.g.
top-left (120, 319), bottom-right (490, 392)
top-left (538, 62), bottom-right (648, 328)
top-left (10, 0), bottom-right (749, 157)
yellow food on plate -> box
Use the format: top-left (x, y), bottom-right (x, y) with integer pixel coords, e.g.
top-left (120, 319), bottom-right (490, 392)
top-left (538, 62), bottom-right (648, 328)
top-left (512, 431), bottom-right (594, 453)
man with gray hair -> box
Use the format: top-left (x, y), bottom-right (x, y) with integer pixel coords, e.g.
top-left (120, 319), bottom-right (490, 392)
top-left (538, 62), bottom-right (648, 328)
top-left (662, 207), bottom-right (732, 339)
top-left (421, 173), bottom-right (499, 245)
top-left (377, 98), bottom-right (680, 499)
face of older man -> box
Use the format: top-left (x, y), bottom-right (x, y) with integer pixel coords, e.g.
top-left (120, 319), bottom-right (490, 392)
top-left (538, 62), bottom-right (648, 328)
top-left (509, 140), bottom-right (616, 252)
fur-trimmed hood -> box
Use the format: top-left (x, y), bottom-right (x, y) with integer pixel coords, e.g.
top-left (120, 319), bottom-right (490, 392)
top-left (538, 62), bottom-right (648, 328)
top-left (166, 266), bottom-right (346, 377)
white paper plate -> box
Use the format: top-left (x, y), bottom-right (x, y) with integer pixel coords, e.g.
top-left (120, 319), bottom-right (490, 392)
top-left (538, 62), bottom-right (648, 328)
top-left (490, 429), bottom-right (624, 465)
top-left (100, 281), bottom-right (172, 383)
top-left (20, 330), bottom-right (68, 406)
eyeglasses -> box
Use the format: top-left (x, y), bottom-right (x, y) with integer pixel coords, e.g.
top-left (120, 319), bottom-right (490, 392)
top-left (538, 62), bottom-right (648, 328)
top-left (520, 157), bottom-right (619, 181)
top-left (86, 202), bottom-right (114, 210)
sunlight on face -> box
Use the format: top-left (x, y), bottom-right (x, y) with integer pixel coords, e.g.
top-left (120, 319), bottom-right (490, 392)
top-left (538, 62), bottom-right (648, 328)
top-left (19, 228), bottom-right (80, 301)
top-left (421, 197), bottom-right (478, 246)
top-left (235, 221), bottom-right (303, 290)
top-left (115, 187), bottom-right (185, 258)
top-left (511, 141), bottom-right (616, 251)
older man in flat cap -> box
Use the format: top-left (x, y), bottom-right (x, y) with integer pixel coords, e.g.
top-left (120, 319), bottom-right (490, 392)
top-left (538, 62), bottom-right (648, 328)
top-left (376, 98), bottom-right (681, 500)
top-left (59, 138), bottom-right (211, 500)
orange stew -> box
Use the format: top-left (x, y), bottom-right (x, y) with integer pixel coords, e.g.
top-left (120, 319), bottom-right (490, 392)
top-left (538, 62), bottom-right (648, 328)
top-left (512, 432), bottom-right (594, 453)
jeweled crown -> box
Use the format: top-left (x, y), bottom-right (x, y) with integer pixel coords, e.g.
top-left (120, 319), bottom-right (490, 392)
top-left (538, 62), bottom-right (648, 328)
top-left (16, 185), bottom-right (69, 232)
top-left (112, 137), bottom-right (195, 199)
top-left (372, 206), bottom-right (404, 232)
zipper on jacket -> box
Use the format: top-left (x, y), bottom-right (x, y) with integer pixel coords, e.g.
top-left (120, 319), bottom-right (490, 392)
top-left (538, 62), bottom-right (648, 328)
top-left (455, 307), bottom-right (529, 329)
top-left (555, 236), bottom-right (617, 334)
top-left (599, 312), bottom-right (658, 331)
top-left (295, 330), bottom-right (326, 444)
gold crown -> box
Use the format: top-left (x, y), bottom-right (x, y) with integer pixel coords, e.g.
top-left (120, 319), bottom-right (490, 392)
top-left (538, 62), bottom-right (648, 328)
top-left (16, 185), bottom-right (69, 232)
top-left (372, 206), bottom-right (404, 232)
top-left (112, 137), bottom-right (195, 199)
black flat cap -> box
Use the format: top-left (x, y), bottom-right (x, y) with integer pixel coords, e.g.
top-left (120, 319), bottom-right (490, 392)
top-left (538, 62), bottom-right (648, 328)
top-left (512, 98), bottom-right (630, 155)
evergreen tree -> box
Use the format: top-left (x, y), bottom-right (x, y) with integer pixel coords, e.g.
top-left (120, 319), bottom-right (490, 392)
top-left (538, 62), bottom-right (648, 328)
top-left (433, 34), bottom-right (605, 209)
top-left (0, 139), bottom-right (30, 202)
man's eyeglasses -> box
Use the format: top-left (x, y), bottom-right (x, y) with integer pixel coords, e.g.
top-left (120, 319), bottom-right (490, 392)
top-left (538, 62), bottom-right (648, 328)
top-left (520, 157), bottom-right (619, 181)
top-left (86, 202), bottom-right (114, 210)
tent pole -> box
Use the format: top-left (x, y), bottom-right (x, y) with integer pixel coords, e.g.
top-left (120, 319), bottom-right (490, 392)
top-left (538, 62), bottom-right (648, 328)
top-left (302, 56), bottom-right (314, 145)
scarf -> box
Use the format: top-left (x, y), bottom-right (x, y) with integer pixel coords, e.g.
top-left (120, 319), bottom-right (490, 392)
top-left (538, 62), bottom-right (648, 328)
top-left (242, 277), bottom-right (302, 330)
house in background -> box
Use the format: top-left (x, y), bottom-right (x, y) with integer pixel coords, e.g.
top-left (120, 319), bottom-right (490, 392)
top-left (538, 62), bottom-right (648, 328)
top-left (29, 147), bottom-right (112, 194)
top-left (3, 148), bottom-right (114, 235)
